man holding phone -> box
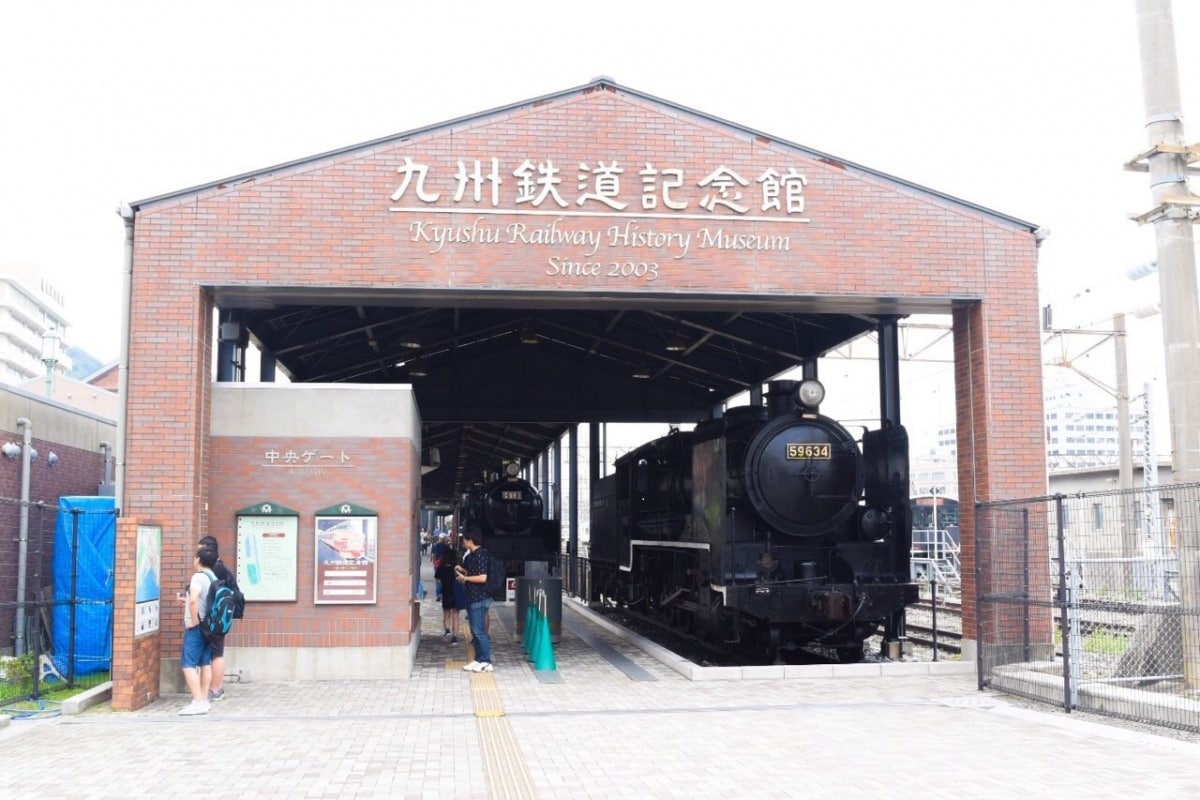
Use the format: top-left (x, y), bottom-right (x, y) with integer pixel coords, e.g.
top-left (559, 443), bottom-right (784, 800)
top-left (178, 545), bottom-right (217, 716)
top-left (456, 528), bottom-right (494, 673)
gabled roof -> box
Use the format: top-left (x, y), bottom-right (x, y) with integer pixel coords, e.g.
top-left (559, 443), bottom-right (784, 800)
top-left (130, 79), bottom-right (1039, 503)
top-left (132, 77), bottom-right (1036, 231)
top-left (81, 360), bottom-right (119, 387)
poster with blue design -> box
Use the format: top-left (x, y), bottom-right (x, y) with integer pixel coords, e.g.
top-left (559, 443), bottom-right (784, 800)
top-left (134, 524), bottom-right (161, 636)
top-left (235, 502), bottom-right (299, 602)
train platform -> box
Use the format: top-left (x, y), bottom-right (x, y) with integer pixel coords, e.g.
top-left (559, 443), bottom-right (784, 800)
top-left (1, 558), bottom-right (1198, 799)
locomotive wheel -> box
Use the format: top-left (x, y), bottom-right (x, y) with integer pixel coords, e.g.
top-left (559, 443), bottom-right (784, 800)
top-left (668, 606), bottom-right (686, 631)
top-left (835, 643), bottom-right (865, 663)
top-left (750, 627), bottom-right (782, 665)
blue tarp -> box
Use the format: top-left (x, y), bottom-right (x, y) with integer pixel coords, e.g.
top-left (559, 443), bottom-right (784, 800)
top-left (51, 496), bottom-right (116, 677)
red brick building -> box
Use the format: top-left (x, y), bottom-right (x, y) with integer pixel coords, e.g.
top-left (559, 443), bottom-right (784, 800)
top-left (113, 80), bottom-right (1046, 708)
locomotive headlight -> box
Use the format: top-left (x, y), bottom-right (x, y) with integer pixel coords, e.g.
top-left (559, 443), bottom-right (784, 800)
top-left (796, 379), bottom-right (825, 409)
top-left (504, 462), bottom-right (521, 478)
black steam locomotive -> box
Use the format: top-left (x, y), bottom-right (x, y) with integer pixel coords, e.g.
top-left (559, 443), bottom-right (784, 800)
top-left (588, 379), bottom-right (917, 663)
top-left (461, 461), bottom-right (561, 566)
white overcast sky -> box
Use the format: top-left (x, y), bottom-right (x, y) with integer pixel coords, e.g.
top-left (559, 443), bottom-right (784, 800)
top-left (1, 0), bottom-right (1196, 424)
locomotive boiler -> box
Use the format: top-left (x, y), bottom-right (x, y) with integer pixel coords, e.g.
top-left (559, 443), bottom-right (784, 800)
top-left (461, 461), bottom-right (561, 566)
top-left (588, 379), bottom-right (917, 663)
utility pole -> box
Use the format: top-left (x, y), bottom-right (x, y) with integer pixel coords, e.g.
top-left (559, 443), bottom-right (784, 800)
top-left (1131, 0), bottom-right (1200, 686)
top-left (1114, 314), bottom-right (1139, 586)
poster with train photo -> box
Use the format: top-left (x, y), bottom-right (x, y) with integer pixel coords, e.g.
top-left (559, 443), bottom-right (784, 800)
top-left (314, 504), bottom-right (378, 604)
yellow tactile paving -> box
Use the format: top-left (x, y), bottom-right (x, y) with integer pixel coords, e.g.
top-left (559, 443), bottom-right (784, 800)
top-left (477, 715), bottom-right (538, 800)
top-left (470, 672), bottom-right (505, 718)
top-left (445, 654), bottom-right (535, 798)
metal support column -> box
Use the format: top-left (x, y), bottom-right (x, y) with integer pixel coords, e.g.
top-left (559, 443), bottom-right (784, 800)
top-left (877, 316), bottom-right (906, 653)
top-left (877, 316), bottom-right (902, 427)
top-left (217, 313), bottom-right (240, 383)
top-left (569, 425), bottom-right (579, 594)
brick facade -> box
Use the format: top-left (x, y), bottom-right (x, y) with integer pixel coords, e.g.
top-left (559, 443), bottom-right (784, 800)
top-left (205, 435), bottom-right (419, 651)
top-left (120, 82), bottom-right (1045, 701)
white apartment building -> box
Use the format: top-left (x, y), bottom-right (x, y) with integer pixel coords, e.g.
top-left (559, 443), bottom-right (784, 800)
top-left (0, 264), bottom-right (72, 386)
top-left (1042, 369), bottom-right (1145, 473)
top-left (914, 367), bottom-right (1156, 500)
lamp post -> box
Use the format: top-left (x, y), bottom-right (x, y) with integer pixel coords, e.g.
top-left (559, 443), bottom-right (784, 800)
top-left (41, 325), bottom-right (61, 398)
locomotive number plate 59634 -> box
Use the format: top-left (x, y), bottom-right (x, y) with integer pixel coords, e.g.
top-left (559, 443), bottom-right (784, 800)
top-left (786, 443), bottom-right (831, 460)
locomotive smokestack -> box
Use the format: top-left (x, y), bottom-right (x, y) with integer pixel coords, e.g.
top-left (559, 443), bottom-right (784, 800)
top-left (765, 381), bottom-right (798, 419)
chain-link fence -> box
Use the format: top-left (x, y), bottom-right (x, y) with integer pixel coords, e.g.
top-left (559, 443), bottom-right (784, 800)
top-left (0, 497), bottom-right (116, 714)
top-left (978, 481), bottom-right (1200, 732)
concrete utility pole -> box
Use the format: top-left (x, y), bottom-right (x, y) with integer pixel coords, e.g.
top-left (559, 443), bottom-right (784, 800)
top-left (1114, 314), bottom-right (1140, 583)
top-left (1131, 0), bottom-right (1200, 686)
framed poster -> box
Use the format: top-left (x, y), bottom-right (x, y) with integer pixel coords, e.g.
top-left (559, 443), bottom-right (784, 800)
top-left (235, 502), bottom-right (300, 602)
top-left (134, 524), bottom-right (162, 636)
top-left (314, 503), bottom-right (378, 604)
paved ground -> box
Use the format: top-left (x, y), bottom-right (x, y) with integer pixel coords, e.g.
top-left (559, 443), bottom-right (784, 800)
top-left (2, 560), bottom-right (1199, 799)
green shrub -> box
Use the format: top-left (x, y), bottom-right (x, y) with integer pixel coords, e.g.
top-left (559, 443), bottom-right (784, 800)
top-left (1083, 626), bottom-right (1129, 656)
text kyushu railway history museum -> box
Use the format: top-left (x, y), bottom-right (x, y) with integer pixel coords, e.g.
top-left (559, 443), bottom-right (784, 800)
top-left (388, 156), bottom-right (810, 281)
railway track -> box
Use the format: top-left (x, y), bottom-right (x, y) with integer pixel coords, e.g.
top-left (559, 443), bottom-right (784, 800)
top-left (913, 599), bottom-right (1147, 636)
top-left (906, 598), bottom-right (964, 656)
top-left (907, 596), bottom-right (1155, 656)
top-left (905, 623), bottom-right (963, 655)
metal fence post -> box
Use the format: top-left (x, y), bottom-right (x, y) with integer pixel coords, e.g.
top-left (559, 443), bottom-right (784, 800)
top-left (31, 583), bottom-right (43, 700)
top-left (1054, 495), bottom-right (1072, 712)
top-left (1022, 507), bottom-right (1031, 661)
top-left (975, 502), bottom-right (985, 690)
top-left (931, 578), bottom-right (939, 662)
top-left (69, 507), bottom-right (80, 687)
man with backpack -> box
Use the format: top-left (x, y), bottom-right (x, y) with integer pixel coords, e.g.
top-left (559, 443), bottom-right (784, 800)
top-left (178, 545), bottom-right (218, 716)
top-left (199, 535), bottom-right (242, 702)
top-left (455, 527), bottom-right (500, 673)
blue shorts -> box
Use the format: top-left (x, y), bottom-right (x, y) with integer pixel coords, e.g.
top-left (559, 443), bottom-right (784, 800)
top-left (181, 626), bottom-right (212, 669)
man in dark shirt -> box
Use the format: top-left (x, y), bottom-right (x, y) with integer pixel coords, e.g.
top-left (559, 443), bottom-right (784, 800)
top-left (455, 527), bottom-right (494, 672)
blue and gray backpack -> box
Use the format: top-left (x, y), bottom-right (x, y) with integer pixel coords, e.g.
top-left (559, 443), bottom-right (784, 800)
top-left (201, 569), bottom-right (238, 642)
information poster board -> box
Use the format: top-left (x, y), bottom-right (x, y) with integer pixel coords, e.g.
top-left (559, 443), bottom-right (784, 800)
top-left (235, 502), bottom-right (300, 602)
top-left (314, 503), bottom-right (378, 604)
top-left (134, 524), bottom-right (162, 636)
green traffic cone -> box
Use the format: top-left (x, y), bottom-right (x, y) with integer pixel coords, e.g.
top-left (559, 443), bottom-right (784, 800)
top-left (523, 605), bottom-right (536, 652)
top-left (527, 609), bottom-right (543, 662)
top-left (533, 615), bottom-right (557, 671)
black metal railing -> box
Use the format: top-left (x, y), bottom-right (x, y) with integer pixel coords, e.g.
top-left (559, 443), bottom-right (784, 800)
top-left (1, 498), bottom-right (116, 713)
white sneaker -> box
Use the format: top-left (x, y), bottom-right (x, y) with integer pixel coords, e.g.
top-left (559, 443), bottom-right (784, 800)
top-left (462, 661), bottom-right (481, 672)
top-left (475, 662), bottom-right (494, 673)
top-left (178, 701), bottom-right (210, 716)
